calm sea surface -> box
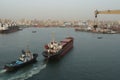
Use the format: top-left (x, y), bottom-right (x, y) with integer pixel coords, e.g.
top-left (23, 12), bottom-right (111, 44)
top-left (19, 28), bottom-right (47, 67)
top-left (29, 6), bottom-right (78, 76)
top-left (0, 27), bottom-right (120, 80)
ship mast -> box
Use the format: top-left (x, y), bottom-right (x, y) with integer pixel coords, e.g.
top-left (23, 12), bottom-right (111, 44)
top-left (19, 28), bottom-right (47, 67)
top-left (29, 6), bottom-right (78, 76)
top-left (26, 45), bottom-right (30, 53)
top-left (52, 32), bottom-right (55, 42)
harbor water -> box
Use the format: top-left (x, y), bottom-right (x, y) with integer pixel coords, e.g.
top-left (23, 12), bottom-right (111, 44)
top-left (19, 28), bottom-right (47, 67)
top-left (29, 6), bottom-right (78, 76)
top-left (0, 27), bottom-right (120, 80)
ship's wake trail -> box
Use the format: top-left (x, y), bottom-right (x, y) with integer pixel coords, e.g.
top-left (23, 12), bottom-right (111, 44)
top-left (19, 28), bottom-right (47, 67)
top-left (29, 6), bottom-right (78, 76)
top-left (0, 69), bottom-right (6, 74)
top-left (8, 63), bottom-right (47, 80)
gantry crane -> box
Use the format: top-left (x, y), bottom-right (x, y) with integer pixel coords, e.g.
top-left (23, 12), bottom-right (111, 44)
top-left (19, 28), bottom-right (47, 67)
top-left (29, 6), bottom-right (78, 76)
top-left (93, 9), bottom-right (120, 29)
top-left (95, 10), bottom-right (120, 18)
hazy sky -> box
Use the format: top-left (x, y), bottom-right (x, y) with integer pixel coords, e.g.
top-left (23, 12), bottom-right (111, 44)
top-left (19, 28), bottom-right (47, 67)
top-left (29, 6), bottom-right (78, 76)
top-left (0, 0), bottom-right (120, 20)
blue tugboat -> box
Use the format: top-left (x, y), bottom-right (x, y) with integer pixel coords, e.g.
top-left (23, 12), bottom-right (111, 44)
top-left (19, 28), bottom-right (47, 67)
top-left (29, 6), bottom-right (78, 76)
top-left (4, 49), bottom-right (38, 72)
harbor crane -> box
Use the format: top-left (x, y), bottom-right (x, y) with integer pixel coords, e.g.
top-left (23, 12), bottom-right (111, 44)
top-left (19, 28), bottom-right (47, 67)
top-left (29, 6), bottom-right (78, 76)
top-left (95, 10), bottom-right (120, 18)
top-left (93, 9), bottom-right (120, 29)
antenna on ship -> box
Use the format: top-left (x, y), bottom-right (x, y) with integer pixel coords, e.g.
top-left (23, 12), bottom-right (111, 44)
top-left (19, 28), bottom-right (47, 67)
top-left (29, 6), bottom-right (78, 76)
top-left (26, 45), bottom-right (30, 52)
top-left (52, 31), bottom-right (55, 42)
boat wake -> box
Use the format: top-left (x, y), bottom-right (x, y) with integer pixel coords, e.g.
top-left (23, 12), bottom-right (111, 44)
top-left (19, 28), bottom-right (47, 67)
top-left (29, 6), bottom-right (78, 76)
top-left (8, 63), bottom-right (47, 80)
top-left (0, 69), bottom-right (6, 74)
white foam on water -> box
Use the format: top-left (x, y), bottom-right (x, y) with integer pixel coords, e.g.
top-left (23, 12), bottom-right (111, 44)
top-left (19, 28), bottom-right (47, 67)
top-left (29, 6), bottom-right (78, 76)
top-left (8, 63), bottom-right (47, 80)
top-left (0, 69), bottom-right (7, 80)
top-left (0, 69), bottom-right (6, 74)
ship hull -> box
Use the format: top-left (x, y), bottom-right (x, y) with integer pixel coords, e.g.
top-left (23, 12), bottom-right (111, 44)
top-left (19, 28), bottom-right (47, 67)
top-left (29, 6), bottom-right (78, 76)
top-left (0, 26), bottom-right (20, 33)
top-left (0, 30), bottom-right (8, 33)
top-left (42, 37), bottom-right (73, 60)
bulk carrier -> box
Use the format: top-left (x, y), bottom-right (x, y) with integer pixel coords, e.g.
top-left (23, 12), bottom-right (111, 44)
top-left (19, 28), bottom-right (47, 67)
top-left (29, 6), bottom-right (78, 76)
top-left (42, 37), bottom-right (74, 60)
top-left (0, 23), bottom-right (20, 33)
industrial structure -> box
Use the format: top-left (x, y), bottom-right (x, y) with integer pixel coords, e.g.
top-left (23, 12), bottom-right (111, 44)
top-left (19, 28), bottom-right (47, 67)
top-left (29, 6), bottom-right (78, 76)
top-left (95, 10), bottom-right (120, 18)
top-left (93, 10), bottom-right (120, 29)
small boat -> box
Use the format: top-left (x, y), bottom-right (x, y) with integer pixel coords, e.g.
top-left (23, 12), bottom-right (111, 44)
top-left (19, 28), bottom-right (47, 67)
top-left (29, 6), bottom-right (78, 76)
top-left (4, 49), bottom-right (38, 72)
top-left (97, 36), bottom-right (103, 39)
top-left (32, 31), bottom-right (37, 33)
top-left (42, 37), bottom-right (74, 60)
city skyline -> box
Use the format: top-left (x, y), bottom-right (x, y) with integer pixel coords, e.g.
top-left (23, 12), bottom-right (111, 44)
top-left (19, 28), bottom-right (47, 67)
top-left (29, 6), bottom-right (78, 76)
top-left (0, 0), bottom-right (120, 20)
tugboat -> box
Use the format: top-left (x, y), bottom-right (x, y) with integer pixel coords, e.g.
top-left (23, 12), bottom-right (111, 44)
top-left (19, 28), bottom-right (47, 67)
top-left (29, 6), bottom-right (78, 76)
top-left (42, 36), bottom-right (74, 60)
top-left (4, 49), bottom-right (38, 72)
